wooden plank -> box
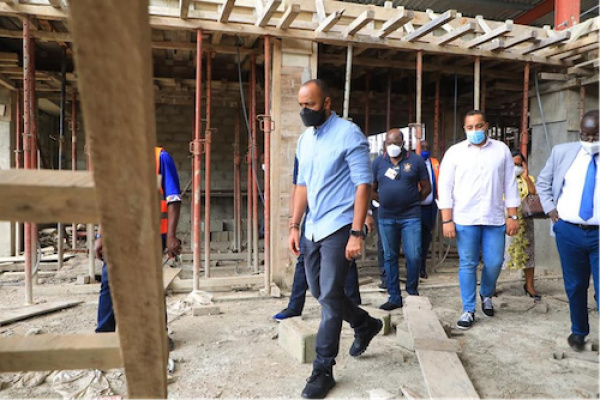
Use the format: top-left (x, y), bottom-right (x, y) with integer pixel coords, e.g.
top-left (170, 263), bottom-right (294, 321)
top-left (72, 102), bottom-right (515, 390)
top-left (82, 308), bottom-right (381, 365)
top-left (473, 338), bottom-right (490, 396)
top-left (0, 170), bottom-right (97, 224)
top-left (436, 22), bottom-right (476, 45)
top-left (163, 265), bottom-right (182, 289)
top-left (217, 0), bottom-right (236, 23)
top-left (0, 333), bottom-right (122, 372)
top-left (179, 0), bottom-right (191, 19)
top-left (276, 3), bottom-right (300, 30)
top-left (502, 30), bottom-right (538, 49)
top-left (169, 275), bottom-right (265, 293)
top-left (545, 34), bottom-right (599, 57)
top-left (521, 31), bottom-right (571, 55)
top-left (375, 7), bottom-right (413, 39)
top-left (404, 297), bottom-right (479, 399)
top-left (552, 42), bottom-right (598, 61)
top-left (0, 253), bottom-right (75, 264)
top-left (414, 338), bottom-right (463, 352)
top-left (0, 71), bottom-right (15, 90)
top-left (255, 0), bottom-right (282, 27)
top-left (67, 0), bottom-right (168, 398)
top-left (315, 0), bottom-right (326, 22)
top-left (0, 300), bottom-right (82, 326)
top-left (465, 21), bottom-right (513, 49)
top-left (426, 9), bottom-right (454, 32)
top-left (403, 10), bottom-right (456, 42)
top-left (343, 9), bottom-right (373, 37)
top-left (315, 9), bottom-right (344, 33)
top-left (567, 59), bottom-right (598, 76)
top-left (539, 72), bottom-right (569, 80)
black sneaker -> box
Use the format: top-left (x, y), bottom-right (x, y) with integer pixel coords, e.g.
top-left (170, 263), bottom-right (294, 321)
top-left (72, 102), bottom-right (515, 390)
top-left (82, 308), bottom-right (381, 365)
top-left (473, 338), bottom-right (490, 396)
top-left (568, 333), bottom-right (586, 352)
top-left (349, 317), bottom-right (383, 357)
top-left (420, 270), bottom-right (428, 279)
top-left (377, 282), bottom-right (387, 292)
top-left (480, 294), bottom-right (494, 317)
top-left (273, 308), bottom-right (301, 321)
top-left (379, 301), bottom-right (402, 311)
top-left (301, 369), bottom-right (336, 399)
top-left (456, 311), bottom-right (475, 330)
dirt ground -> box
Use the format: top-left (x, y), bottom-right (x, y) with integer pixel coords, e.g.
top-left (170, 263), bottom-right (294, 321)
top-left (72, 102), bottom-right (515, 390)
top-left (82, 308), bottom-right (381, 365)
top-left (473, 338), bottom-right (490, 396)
top-left (0, 254), bottom-right (598, 399)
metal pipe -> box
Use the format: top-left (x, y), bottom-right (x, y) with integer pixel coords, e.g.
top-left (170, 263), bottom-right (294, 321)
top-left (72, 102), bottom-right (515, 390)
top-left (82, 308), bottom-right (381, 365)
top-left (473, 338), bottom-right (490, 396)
top-left (57, 49), bottom-right (67, 271)
top-left (415, 51), bottom-right (422, 155)
top-left (14, 88), bottom-right (22, 256)
top-left (579, 85), bottom-right (585, 119)
top-left (234, 109), bottom-right (242, 252)
top-left (263, 36), bottom-right (272, 290)
top-left (434, 75), bottom-right (440, 159)
top-left (386, 71), bottom-right (391, 131)
top-left (481, 79), bottom-right (487, 112)
top-left (71, 92), bottom-right (78, 250)
top-left (520, 62), bottom-right (530, 157)
top-left (246, 149), bottom-right (252, 269)
top-left (29, 30), bottom-right (38, 281)
top-left (342, 44), bottom-right (353, 119)
top-left (453, 73), bottom-right (458, 145)
top-left (204, 53), bottom-right (212, 279)
top-left (474, 56), bottom-right (480, 109)
top-left (192, 30), bottom-right (203, 290)
top-left (251, 54), bottom-right (259, 274)
top-left (85, 139), bottom-right (94, 281)
top-left (364, 72), bottom-right (370, 136)
top-left (23, 17), bottom-right (32, 304)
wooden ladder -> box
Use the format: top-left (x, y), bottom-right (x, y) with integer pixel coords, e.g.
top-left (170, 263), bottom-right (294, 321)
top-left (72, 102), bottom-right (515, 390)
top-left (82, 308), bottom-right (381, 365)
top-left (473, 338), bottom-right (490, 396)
top-left (0, 1), bottom-right (169, 398)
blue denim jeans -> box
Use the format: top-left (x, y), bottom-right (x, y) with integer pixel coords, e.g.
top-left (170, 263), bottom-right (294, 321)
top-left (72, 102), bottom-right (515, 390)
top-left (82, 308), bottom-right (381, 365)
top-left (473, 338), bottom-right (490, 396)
top-left (379, 217), bottom-right (422, 305)
top-left (455, 224), bottom-right (505, 313)
top-left (554, 220), bottom-right (599, 336)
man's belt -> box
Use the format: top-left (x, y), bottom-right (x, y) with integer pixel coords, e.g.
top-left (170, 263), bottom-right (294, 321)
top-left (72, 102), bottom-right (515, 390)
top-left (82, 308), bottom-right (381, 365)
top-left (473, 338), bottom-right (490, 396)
top-left (563, 220), bottom-right (599, 230)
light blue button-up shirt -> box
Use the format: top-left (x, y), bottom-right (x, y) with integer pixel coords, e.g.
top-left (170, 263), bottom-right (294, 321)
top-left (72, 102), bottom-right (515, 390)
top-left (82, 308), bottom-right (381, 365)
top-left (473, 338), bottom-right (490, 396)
top-left (296, 112), bottom-right (372, 242)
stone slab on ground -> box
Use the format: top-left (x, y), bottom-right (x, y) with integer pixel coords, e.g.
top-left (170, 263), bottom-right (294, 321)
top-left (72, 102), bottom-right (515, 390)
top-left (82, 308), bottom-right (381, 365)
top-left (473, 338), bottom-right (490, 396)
top-left (362, 306), bottom-right (392, 336)
top-left (192, 305), bottom-right (221, 316)
top-left (278, 317), bottom-right (317, 364)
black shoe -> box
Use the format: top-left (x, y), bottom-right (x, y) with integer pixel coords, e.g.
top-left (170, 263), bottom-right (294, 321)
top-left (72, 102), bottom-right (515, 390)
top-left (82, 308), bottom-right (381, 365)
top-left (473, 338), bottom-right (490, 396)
top-left (568, 333), bottom-right (586, 352)
top-left (273, 308), bottom-right (301, 321)
top-left (377, 282), bottom-right (387, 292)
top-left (168, 336), bottom-right (175, 351)
top-left (349, 317), bottom-right (383, 357)
top-left (480, 294), bottom-right (494, 317)
top-left (523, 284), bottom-right (542, 300)
top-left (379, 301), bottom-right (402, 311)
top-left (301, 369), bottom-right (336, 399)
top-left (456, 311), bottom-right (475, 330)
top-left (420, 270), bottom-right (428, 279)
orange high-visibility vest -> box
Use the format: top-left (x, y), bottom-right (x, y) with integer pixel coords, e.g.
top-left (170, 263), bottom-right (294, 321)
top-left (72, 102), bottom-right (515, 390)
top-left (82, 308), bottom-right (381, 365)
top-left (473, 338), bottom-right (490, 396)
top-left (431, 157), bottom-right (440, 186)
top-left (155, 147), bottom-right (169, 235)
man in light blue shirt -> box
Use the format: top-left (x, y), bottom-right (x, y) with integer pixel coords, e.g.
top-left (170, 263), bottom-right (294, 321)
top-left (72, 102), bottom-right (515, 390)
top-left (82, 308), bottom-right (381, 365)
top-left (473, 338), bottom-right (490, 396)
top-left (289, 79), bottom-right (382, 399)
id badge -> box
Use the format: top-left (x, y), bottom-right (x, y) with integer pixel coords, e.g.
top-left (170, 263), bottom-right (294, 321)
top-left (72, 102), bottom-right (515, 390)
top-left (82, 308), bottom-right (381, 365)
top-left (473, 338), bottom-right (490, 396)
top-left (384, 167), bottom-right (398, 180)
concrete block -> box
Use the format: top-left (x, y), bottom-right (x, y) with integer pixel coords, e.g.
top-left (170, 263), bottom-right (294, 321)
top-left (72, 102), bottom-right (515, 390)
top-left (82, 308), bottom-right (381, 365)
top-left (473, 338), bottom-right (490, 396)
top-left (396, 327), bottom-right (415, 351)
top-left (278, 317), bottom-right (317, 363)
top-left (76, 275), bottom-right (90, 285)
top-left (192, 305), bottom-right (221, 316)
top-left (362, 306), bottom-right (392, 336)
top-left (202, 221), bottom-right (223, 233)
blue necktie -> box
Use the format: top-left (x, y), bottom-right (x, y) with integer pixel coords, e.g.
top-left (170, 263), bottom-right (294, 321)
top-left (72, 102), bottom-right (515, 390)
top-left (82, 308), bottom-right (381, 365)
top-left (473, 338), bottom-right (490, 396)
top-left (579, 154), bottom-right (597, 221)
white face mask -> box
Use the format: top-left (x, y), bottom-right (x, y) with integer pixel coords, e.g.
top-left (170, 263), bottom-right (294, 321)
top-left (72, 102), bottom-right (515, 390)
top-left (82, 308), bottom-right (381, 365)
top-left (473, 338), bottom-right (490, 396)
top-left (387, 144), bottom-right (402, 158)
top-left (580, 140), bottom-right (600, 155)
top-left (514, 166), bottom-right (523, 176)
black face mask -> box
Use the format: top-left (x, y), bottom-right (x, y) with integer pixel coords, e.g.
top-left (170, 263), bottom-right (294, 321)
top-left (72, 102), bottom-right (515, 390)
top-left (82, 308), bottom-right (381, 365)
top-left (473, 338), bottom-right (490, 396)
top-left (300, 102), bottom-right (327, 127)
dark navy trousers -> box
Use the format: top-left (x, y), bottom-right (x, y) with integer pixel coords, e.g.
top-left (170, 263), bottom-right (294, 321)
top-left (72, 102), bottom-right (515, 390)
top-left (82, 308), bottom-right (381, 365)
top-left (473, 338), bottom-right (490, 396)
top-left (420, 203), bottom-right (438, 274)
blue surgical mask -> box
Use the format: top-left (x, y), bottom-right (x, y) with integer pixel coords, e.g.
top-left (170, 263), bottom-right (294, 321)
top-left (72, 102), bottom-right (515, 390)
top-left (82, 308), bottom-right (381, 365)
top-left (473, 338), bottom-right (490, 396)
top-left (421, 150), bottom-right (430, 160)
top-left (466, 130), bottom-right (486, 145)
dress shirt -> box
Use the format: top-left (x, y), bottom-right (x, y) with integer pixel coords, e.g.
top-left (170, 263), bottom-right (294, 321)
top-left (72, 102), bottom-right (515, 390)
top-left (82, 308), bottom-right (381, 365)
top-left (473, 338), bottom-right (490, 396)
top-left (296, 112), bottom-right (372, 242)
top-left (556, 148), bottom-right (599, 225)
top-left (437, 138), bottom-right (520, 226)
top-left (421, 158), bottom-right (434, 206)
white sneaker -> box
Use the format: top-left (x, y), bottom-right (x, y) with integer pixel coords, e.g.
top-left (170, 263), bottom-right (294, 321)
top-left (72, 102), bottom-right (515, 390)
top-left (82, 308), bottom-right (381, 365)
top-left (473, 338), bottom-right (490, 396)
top-left (456, 311), bottom-right (475, 330)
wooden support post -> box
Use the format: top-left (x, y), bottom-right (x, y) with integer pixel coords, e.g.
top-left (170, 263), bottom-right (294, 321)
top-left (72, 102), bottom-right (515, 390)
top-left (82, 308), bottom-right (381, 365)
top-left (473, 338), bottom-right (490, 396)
top-left (474, 56), bottom-right (480, 109)
top-left (68, 0), bottom-right (168, 397)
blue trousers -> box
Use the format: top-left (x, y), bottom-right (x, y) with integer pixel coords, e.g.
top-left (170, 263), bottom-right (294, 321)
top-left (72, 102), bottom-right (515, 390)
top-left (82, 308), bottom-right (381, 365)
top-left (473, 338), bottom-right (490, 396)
top-left (455, 224), bottom-right (505, 313)
top-left (420, 204), bottom-right (437, 274)
top-left (372, 207), bottom-right (386, 285)
top-left (304, 225), bottom-right (370, 371)
top-left (554, 220), bottom-right (599, 336)
top-left (379, 217), bottom-right (422, 305)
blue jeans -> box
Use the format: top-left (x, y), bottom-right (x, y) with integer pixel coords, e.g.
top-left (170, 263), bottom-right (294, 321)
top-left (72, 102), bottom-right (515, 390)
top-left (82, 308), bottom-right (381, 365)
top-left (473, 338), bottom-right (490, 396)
top-left (554, 220), bottom-right (599, 336)
top-left (379, 217), bottom-right (422, 305)
top-left (455, 224), bottom-right (505, 313)
top-left (372, 208), bottom-right (386, 285)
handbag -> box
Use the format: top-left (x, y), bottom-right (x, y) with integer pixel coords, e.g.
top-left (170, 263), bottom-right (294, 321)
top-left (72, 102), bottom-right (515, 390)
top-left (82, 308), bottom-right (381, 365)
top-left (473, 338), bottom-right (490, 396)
top-left (521, 194), bottom-right (546, 219)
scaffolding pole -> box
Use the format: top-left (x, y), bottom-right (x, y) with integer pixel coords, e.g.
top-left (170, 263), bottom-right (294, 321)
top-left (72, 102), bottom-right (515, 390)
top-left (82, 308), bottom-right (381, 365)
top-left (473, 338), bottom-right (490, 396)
top-left (204, 53), bottom-right (212, 279)
top-left (192, 29), bottom-right (203, 290)
top-left (57, 49), bottom-right (67, 270)
top-left (251, 55), bottom-right (259, 274)
top-left (263, 36), bottom-right (272, 291)
top-left (23, 17), bottom-right (32, 304)
top-left (71, 92), bottom-right (78, 250)
top-left (520, 62), bottom-right (530, 157)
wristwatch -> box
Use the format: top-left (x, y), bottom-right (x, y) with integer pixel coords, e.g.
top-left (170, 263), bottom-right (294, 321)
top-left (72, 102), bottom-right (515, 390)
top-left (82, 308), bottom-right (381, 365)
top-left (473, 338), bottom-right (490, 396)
top-left (508, 215), bottom-right (518, 220)
top-left (350, 229), bottom-right (366, 239)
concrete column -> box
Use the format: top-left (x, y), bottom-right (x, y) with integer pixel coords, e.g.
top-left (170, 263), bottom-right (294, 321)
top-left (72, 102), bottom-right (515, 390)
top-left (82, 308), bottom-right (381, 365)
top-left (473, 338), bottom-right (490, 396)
top-left (0, 88), bottom-right (14, 256)
top-left (270, 38), bottom-right (317, 288)
top-left (529, 85), bottom-right (599, 272)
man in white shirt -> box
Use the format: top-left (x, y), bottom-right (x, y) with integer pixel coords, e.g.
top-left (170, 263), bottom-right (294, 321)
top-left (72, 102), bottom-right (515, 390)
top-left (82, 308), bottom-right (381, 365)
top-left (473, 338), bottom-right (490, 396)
top-left (536, 110), bottom-right (599, 352)
top-left (438, 110), bottom-right (520, 330)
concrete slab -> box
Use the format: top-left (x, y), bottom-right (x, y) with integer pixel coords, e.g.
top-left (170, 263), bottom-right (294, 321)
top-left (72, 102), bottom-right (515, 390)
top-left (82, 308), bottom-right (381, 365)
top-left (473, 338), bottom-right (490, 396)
top-left (192, 305), bottom-right (221, 316)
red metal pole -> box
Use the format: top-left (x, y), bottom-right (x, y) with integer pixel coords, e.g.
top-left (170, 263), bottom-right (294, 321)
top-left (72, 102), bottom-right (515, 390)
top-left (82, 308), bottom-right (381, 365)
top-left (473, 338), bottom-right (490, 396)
top-left (520, 62), bottom-right (530, 158)
top-left (15, 89), bottom-right (21, 169)
top-left (386, 71), bottom-right (391, 131)
top-left (246, 149), bottom-right (252, 269)
top-left (23, 17), bottom-right (32, 304)
top-left (204, 53), bottom-right (212, 279)
top-left (29, 29), bottom-right (38, 280)
top-left (263, 36), bottom-right (272, 291)
top-left (234, 110), bottom-right (242, 252)
top-left (415, 50), bottom-right (422, 155)
top-left (251, 54), bottom-right (259, 274)
top-left (364, 72), bottom-right (370, 136)
top-left (555, 0), bottom-right (580, 30)
top-left (434, 75), bottom-right (440, 159)
top-left (71, 92), bottom-right (78, 249)
top-left (580, 85), bottom-right (585, 119)
top-left (192, 30), bottom-right (203, 290)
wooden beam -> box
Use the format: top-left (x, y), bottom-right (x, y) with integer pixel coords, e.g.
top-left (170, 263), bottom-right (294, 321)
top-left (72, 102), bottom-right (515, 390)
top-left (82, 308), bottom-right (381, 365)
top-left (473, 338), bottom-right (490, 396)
top-left (276, 3), bottom-right (300, 30)
top-left (375, 7), bottom-right (413, 39)
top-left (179, 0), bottom-right (191, 19)
top-left (0, 300), bottom-right (82, 326)
top-left (502, 30), bottom-right (538, 49)
top-left (315, 0), bottom-right (326, 22)
top-left (47, 0), bottom-right (62, 7)
top-left (403, 10), bottom-right (456, 42)
top-left (475, 15), bottom-right (492, 34)
top-left (255, 0), bottom-right (281, 27)
top-left (465, 21), bottom-right (513, 49)
top-left (552, 42), bottom-right (598, 61)
top-left (315, 9), bottom-right (345, 33)
top-left (344, 9), bottom-right (374, 37)
top-left (567, 59), bottom-right (598, 76)
top-left (436, 22), bottom-right (476, 45)
top-left (538, 72), bottom-right (569, 80)
top-left (67, 0), bottom-right (168, 398)
top-left (0, 72), bottom-right (15, 90)
top-left (0, 333), bottom-right (122, 372)
top-left (217, 0), bottom-right (236, 23)
top-left (546, 35), bottom-right (599, 58)
top-left (0, 170), bottom-right (97, 224)
top-left (521, 31), bottom-right (571, 55)
top-left (426, 8), bottom-right (455, 32)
